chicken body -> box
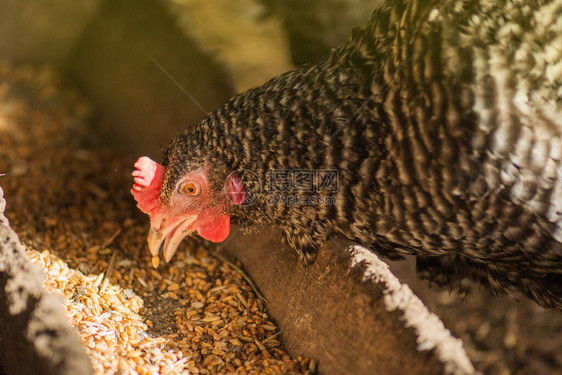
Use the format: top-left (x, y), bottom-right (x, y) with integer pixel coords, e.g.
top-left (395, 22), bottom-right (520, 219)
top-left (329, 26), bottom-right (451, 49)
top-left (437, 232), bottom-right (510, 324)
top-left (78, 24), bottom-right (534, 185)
top-left (135, 0), bottom-right (562, 309)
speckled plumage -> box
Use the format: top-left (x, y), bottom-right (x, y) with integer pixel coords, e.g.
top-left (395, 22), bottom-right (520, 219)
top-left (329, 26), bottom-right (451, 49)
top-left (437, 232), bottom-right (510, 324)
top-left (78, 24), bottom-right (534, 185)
top-left (161, 0), bottom-right (562, 309)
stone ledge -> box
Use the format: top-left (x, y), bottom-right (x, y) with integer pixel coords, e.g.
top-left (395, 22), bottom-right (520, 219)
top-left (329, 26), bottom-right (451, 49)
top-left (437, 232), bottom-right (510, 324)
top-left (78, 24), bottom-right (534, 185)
top-left (0, 188), bottom-right (93, 375)
top-left (224, 226), bottom-right (476, 375)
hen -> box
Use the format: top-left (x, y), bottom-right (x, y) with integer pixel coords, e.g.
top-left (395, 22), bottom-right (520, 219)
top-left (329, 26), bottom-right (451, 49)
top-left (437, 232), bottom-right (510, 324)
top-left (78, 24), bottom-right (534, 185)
top-left (132, 0), bottom-right (562, 310)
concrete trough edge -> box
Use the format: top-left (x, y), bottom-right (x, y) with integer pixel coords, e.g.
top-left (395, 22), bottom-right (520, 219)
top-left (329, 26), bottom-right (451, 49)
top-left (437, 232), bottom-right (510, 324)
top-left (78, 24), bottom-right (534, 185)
top-left (225, 227), bottom-right (477, 375)
top-left (349, 245), bottom-right (476, 375)
top-left (0, 187), bottom-right (94, 375)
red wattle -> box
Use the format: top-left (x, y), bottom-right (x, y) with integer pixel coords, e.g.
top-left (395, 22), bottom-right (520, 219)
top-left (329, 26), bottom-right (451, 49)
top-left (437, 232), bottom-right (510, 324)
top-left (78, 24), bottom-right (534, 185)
top-left (196, 214), bottom-right (231, 243)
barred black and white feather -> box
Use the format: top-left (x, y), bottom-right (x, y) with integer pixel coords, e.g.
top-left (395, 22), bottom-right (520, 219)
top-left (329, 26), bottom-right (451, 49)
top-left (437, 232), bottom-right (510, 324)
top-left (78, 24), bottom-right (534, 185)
top-left (161, 0), bottom-right (562, 309)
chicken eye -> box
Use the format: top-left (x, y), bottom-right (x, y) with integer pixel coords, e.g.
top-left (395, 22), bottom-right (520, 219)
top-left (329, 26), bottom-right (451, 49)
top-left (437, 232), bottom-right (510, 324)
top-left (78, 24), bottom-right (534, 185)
top-left (179, 181), bottom-right (201, 196)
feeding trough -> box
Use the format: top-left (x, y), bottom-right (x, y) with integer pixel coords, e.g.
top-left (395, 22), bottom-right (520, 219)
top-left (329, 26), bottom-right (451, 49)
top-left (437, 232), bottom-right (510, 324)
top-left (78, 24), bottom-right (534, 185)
top-left (225, 228), bottom-right (475, 374)
top-left (0, 188), bottom-right (474, 374)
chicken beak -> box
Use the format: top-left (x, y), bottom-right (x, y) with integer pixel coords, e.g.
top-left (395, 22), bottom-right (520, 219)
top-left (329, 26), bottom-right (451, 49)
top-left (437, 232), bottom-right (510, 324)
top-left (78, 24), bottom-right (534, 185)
top-left (147, 215), bottom-right (198, 263)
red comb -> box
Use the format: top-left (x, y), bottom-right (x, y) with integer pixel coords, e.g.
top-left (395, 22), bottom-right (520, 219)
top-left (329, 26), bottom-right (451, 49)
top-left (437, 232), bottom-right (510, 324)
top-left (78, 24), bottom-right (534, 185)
top-left (131, 156), bottom-right (166, 215)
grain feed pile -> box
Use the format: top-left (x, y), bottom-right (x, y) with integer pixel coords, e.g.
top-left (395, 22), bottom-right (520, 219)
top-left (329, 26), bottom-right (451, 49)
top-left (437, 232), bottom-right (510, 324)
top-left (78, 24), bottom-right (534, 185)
top-left (0, 63), bottom-right (313, 374)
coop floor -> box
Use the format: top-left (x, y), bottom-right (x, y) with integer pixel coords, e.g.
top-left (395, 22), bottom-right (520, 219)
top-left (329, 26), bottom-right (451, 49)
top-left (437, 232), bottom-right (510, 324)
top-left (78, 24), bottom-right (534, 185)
top-left (1, 63), bottom-right (562, 375)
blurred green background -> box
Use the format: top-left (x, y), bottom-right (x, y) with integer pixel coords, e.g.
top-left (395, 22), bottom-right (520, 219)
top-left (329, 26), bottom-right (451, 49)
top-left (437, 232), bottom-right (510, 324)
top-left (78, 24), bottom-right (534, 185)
top-left (0, 0), bottom-right (372, 157)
